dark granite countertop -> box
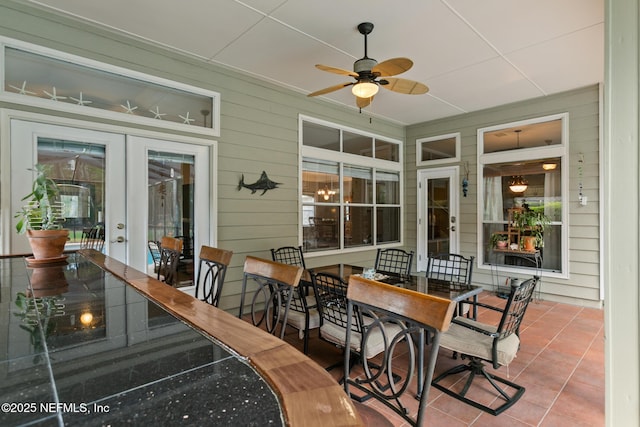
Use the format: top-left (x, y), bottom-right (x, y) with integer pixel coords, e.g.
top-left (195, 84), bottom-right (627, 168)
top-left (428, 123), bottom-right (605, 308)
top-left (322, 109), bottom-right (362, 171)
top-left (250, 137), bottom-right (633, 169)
top-left (0, 254), bottom-right (283, 426)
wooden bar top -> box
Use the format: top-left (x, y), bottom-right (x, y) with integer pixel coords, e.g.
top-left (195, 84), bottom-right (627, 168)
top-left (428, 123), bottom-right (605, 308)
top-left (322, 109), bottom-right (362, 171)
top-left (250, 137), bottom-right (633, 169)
top-left (80, 250), bottom-right (362, 426)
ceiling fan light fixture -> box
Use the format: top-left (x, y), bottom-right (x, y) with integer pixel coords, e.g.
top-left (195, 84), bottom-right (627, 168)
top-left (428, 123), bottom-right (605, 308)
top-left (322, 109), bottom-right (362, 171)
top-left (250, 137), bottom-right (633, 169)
top-left (352, 81), bottom-right (379, 98)
top-left (509, 176), bottom-right (528, 193)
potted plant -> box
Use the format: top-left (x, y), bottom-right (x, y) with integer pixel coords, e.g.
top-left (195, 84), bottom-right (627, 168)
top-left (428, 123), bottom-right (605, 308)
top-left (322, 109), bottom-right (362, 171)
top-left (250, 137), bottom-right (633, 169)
top-left (15, 164), bottom-right (68, 260)
top-left (489, 233), bottom-right (509, 249)
top-left (513, 208), bottom-right (550, 251)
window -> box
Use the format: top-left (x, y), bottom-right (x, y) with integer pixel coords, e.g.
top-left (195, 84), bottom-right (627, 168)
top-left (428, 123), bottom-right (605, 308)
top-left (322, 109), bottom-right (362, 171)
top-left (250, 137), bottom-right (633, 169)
top-left (300, 116), bottom-right (402, 253)
top-left (416, 132), bottom-right (460, 165)
top-left (478, 114), bottom-right (567, 275)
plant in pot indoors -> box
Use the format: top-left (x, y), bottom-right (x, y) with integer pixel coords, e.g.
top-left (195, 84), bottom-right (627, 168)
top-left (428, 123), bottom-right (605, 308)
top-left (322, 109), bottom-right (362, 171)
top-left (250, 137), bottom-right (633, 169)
top-left (488, 233), bottom-right (510, 249)
top-left (15, 164), bottom-right (68, 261)
top-left (513, 208), bottom-right (550, 251)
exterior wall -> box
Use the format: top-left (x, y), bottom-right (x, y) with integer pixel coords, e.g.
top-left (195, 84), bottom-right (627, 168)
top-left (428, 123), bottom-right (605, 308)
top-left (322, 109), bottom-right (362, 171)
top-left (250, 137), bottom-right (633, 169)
top-left (406, 85), bottom-right (601, 307)
top-left (0, 3), bottom-right (404, 311)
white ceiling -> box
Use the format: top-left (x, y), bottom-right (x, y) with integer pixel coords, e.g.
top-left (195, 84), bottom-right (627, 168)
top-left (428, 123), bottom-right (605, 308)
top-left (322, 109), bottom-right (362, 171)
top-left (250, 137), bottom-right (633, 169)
top-left (27, 0), bottom-right (604, 125)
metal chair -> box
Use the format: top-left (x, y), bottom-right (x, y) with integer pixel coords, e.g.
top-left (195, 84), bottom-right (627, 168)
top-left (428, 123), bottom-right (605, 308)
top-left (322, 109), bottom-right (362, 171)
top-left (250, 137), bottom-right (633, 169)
top-left (311, 272), bottom-right (405, 385)
top-left (157, 236), bottom-right (183, 286)
top-left (194, 245), bottom-right (233, 307)
top-left (431, 276), bottom-right (540, 416)
top-left (427, 253), bottom-right (475, 318)
top-left (344, 275), bottom-right (457, 426)
top-left (80, 225), bottom-right (105, 252)
top-left (238, 256), bottom-right (304, 340)
top-left (270, 246), bottom-right (319, 354)
top-left (374, 248), bottom-right (414, 276)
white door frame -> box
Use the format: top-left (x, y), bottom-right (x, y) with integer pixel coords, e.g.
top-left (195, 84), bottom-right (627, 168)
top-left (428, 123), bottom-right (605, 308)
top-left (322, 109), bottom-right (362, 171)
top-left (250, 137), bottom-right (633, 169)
top-left (416, 166), bottom-right (460, 271)
top-left (6, 118), bottom-right (127, 261)
top-left (1, 109), bottom-right (216, 270)
top-left (127, 135), bottom-right (211, 275)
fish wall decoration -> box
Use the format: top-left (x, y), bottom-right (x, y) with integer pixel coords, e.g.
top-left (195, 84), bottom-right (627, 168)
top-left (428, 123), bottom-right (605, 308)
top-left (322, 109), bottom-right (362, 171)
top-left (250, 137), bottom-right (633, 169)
top-left (238, 171), bottom-right (280, 195)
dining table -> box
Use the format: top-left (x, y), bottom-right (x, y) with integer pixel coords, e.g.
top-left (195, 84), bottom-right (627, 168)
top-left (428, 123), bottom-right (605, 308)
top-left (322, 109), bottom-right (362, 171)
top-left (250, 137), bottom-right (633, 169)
top-left (1, 250), bottom-right (362, 427)
top-left (307, 263), bottom-right (484, 396)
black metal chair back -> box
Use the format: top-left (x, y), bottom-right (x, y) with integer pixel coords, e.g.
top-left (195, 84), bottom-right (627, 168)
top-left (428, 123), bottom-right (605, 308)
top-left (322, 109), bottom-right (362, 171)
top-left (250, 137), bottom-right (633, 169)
top-left (426, 253), bottom-right (474, 285)
top-left (270, 245), bottom-right (306, 268)
top-left (157, 236), bottom-right (183, 286)
top-left (345, 275), bottom-right (456, 426)
top-left (238, 256), bottom-right (303, 340)
top-left (374, 248), bottom-right (414, 276)
top-left (195, 245), bottom-right (233, 307)
top-left (312, 272), bottom-right (363, 338)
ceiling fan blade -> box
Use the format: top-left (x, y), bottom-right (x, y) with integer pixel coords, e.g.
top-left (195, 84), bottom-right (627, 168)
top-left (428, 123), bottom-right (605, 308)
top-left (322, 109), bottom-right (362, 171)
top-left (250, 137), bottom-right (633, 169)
top-left (381, 77), bottom-right (429, 94)
top-left (356, 96), bottom-right (373, 108)
top-left (308, 82), bottom-right (353, 97)
top-left (315, 64), bottom-right (359, 77)
top-left (372, 57), bottom-right (413, 77)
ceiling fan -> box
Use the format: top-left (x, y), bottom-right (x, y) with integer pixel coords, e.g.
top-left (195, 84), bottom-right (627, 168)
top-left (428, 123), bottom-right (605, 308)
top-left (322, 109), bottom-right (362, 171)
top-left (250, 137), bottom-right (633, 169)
top-left (307, 22), bottom-right (429, 109)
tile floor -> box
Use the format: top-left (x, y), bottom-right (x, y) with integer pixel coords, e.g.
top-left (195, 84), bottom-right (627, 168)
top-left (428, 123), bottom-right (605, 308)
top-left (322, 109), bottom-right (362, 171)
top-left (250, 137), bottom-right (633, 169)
top-left (278, 291), bottom-right (605, 426)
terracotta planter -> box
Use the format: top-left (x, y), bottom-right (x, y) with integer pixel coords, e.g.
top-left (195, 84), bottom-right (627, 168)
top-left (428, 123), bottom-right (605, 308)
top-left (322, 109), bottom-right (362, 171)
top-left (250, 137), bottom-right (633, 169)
top-left (522, 236), bottom-right (536, 252)
top-left (26, 229), bottom-right (69, 260)
top-left (29, 264), bottom-right (68, 289)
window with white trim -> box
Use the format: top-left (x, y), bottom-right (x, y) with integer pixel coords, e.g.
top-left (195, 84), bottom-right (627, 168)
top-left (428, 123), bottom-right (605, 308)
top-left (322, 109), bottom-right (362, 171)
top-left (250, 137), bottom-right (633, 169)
top-left (300, 116), bottom-right (402, 253)
top-left (478, 114), bottom-right (568, 275)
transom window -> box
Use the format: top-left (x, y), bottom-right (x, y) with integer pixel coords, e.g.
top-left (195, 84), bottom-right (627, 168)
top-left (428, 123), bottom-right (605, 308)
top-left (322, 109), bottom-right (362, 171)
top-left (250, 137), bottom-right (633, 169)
top-left (300, 116), bottom-right (402, 253)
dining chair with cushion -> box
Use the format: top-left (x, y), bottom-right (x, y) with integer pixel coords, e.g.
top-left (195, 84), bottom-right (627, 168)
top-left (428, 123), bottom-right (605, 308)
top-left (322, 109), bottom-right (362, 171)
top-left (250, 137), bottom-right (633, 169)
top-left (193, 245), bottom-right (233, 307)
top-left (271, 246), bottom-right (319, 354)
top-left (344, 275), bottom-right (457, 426)
top-left (157, 236), bottom-right (183, 287)
top-left (311, 271), bottom-right (406, 389)
top-left (238, 256), bottom-right (304, 340)
top-left (427, 253), bottom-right (475, 318)
top-left (431, 276), bottom-right (539, 415)
top-left (374, 248), bottom-right (414, 276)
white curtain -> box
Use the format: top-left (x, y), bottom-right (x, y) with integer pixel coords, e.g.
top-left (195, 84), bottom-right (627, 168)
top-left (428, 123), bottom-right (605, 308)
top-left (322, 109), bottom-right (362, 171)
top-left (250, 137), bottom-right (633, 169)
top-left (483, 176), bottom-right (504, 221)
top-left (544, 172), bottom-right (560, 219)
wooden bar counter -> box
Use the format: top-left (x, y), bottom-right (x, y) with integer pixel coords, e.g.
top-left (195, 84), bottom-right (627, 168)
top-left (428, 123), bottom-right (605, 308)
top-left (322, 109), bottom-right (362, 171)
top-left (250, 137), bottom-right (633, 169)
top-left (0, 250), bottom-right (361, 426)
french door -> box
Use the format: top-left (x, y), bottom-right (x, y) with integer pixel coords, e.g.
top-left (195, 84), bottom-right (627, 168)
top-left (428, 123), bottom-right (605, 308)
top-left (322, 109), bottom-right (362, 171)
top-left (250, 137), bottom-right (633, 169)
top-left (417, 167), bottom-right (460, 271)
top-left (7, 118), bottom-right (210, 278)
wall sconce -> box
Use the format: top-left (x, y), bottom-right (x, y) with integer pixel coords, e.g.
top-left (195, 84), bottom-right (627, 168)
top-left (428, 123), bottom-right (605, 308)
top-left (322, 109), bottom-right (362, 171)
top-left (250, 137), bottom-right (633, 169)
top-left (317, 185), bottom-right (336, 201)
top-left (509, 175), bottom-right (528, 193)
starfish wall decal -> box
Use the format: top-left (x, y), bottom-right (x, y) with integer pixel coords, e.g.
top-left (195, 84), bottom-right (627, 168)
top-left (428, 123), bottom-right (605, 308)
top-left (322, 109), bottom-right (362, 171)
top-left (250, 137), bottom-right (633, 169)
top-left (69, 92), bottom-right (92, 106)
top-left (120, 100), bottom-right (138, 114)
top-left (8, 81), bottom-right (36, 95)
top-left (149, 106), bottom-right (166, 120)
top-left (43, 87), bottom-right (66, 101)
top-left (179, 111), bottom-right (195, 125)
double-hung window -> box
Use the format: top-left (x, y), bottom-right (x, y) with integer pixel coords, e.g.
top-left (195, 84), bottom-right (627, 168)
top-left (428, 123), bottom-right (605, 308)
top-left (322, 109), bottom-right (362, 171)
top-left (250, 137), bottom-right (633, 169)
top-left (478, 114), bottom-right (568, 275)
top-left (300, 116), bottom-right (402, 253)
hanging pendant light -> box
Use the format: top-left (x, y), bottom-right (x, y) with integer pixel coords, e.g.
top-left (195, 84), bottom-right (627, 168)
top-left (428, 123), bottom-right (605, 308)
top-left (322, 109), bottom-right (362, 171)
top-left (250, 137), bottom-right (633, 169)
top-left (509, 175), bottom-right (528, 193)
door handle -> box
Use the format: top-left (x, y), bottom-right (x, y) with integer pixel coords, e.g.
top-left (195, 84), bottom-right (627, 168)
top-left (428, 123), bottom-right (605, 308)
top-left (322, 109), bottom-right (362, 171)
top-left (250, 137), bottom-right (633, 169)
top-left (450, 226), bottom-right (456, 232)
top-left (111, 236), bottom-right (126, 243)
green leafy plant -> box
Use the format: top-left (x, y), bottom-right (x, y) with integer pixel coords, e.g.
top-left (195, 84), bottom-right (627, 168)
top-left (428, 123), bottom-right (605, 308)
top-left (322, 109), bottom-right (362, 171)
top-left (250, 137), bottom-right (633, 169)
top-left (488, 233), bottom-right (509, 248)
top-left (513, 208), bottom-right (551, 248)
top-left (15, 164), bottom-right (65, 233)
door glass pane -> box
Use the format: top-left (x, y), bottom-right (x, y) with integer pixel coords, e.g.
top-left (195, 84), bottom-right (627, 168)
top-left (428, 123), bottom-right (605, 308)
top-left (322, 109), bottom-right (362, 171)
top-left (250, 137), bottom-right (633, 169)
top-left (147, 151), bottom-right (195, 284)
top-left (37, 139), bottom-right (106, 249)
top-left (428, 178), bottom-right (450, 255)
